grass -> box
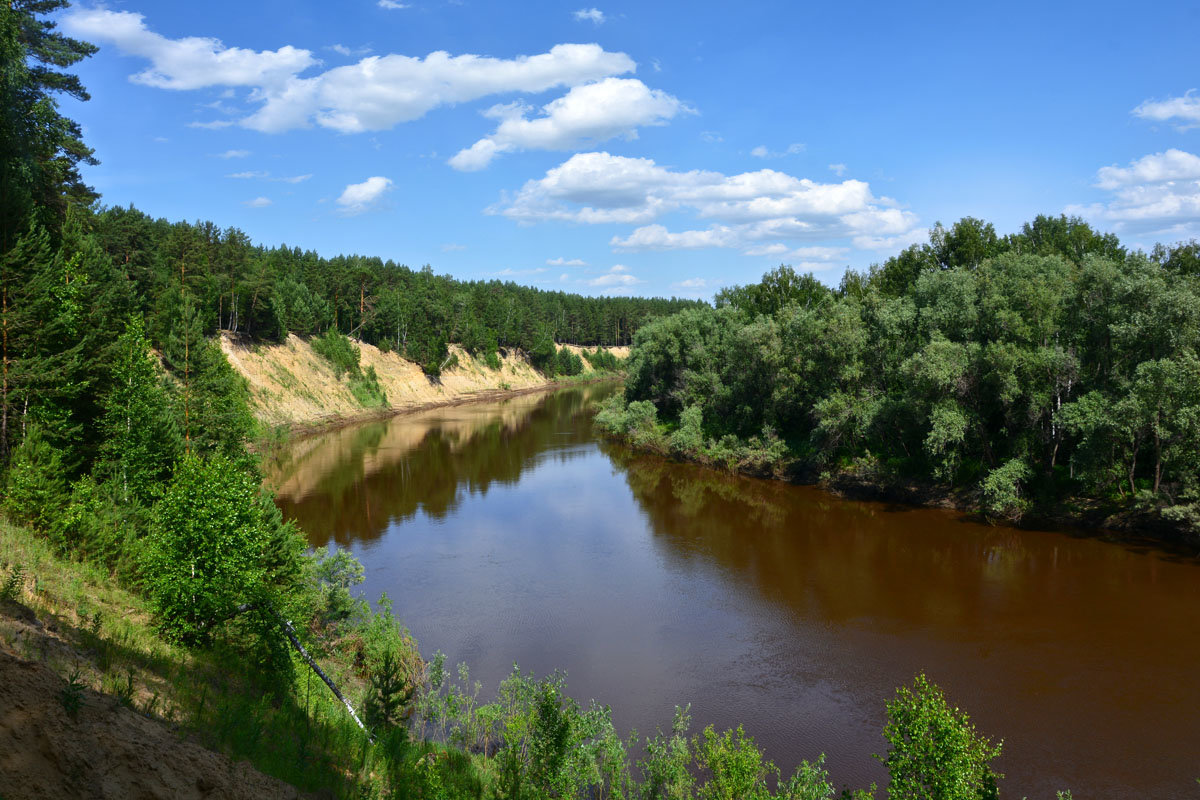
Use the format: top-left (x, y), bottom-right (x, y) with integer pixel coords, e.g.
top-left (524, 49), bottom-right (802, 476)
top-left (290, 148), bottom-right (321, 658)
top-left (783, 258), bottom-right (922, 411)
top-left (0, 518), bottom-right (383, 796)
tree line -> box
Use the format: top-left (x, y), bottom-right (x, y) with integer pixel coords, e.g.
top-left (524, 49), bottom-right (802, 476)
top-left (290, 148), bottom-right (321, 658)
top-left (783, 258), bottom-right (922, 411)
top-left (601, 216), bottom-right (1200, 535)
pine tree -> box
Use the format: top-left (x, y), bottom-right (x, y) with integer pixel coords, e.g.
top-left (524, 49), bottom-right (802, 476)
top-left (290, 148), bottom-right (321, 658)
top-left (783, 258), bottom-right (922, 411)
top-left (97, 316), bottom-right (182, 504)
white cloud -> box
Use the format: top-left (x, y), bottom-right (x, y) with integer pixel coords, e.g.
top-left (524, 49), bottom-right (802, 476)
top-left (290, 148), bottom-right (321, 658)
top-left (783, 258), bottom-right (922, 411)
top-left (329, 44), bottom-right (372, 57)
top-left (215, 149), bottom-right (250, 158)
top-left (612, 224), bottom-right (738, 250)
top-left (244, 196), bottom-right (272, 207)
top-left (1094, 149), bottom-right (1200, 190)
top-left (497, 151), bottom-right (919, 253)
top-left (449, 78), bottom-right (690, 170)
top-left (227, 170), bottom-right (311, 183)
top-left (441, 243), bottom-right (467, 252)
top-left (751, 142), bottom-right (805, 159)
top-left (700, 130), bottom-right (723, 143)
top-left (249, 44), bottom-right (635, 134)
top-left (744, 243), bottom-right (847, 260)
top-left (573, 8), bottom-right (605, 23)
top-left (64, 8), bottom-right (638, 136)
top-left (828, 163), bottom-right (847, 176)
top-left (672, 278), bottom-right (706, 289)
top-left (1068, 149), bottom-right (1200, 240)
top-left (588, 265), bottom-right (643, 288)
top-left (1133, 90), bottom-right (1200, 131)
top-left (337, 176), bottom-right (393, 215)
top-left (189, 119), bottom-right (235, 129)
top-left (547, 257), bottom-right (587, 266)
top-left (62, 9), bottom-right (315, 91)
top-left (378, 0), bottom-right (408, 9)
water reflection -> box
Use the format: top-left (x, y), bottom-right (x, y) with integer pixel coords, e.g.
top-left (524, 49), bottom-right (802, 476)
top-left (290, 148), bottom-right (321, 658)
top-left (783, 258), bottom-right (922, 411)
top-left (271, 384), bottom-right (619, 545)
top-left (273, 387), bottom-right (1200, 800)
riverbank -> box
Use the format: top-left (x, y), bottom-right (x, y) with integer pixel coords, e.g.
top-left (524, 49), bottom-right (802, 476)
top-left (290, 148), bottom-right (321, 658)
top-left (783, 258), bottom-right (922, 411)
top-left (593, 395), bottom-right (1200, 546)
top-left (219, 332), bottom-right (627, 437)
top-left (0, 518), bottom-right (411, 797)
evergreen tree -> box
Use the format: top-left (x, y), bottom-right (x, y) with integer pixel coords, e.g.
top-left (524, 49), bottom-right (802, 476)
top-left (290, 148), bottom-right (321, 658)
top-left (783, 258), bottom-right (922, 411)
top-left (97, 316), bottom-right (182, 504)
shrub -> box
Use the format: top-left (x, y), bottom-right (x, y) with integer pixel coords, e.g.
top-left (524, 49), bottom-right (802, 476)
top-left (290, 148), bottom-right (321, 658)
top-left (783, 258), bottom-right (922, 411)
top-left (982, 458), bottom-right (1032, 518)
top-left (311, 330), bottom-right (361, 379)
top-left (140, 454), bottom-right (274, 646)
top-left (879, 673), bottom-right (1002, 800)
top-left (669, 405), bottom-right (704, 456)
top-left (4, 424), bottom-right (67, 533)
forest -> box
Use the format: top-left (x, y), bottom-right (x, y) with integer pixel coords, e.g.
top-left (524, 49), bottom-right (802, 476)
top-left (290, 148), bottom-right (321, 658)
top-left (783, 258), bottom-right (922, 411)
top-left (598, 217), bottom-right (1200, 536)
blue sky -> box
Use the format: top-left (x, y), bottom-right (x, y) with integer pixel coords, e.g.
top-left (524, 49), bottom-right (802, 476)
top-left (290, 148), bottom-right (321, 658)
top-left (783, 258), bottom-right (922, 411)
top-left (56, 0), bottom-right (1200, 298)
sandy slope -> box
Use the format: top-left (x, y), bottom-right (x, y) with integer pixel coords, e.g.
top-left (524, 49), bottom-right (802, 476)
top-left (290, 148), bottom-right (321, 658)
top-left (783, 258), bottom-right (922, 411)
top-left (0, 601), bottom-right (306, 800)
top-left (219, 332), bottom-right (627, 429)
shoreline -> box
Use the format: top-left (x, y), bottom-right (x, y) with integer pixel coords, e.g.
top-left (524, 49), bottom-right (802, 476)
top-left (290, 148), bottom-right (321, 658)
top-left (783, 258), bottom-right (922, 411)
top-left (260, 374), bottom-right (623, 445)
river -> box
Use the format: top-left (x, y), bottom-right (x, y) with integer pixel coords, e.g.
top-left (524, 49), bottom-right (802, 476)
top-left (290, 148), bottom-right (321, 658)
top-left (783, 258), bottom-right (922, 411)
top-left (270, 383), bottom-right (1200, 798)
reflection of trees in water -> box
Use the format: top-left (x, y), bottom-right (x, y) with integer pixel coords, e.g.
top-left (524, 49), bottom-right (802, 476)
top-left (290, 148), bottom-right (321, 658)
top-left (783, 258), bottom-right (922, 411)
top-left (605, 445), bottom-right (1146, 632)
top-left (275, 384), bottom-right (620, 546)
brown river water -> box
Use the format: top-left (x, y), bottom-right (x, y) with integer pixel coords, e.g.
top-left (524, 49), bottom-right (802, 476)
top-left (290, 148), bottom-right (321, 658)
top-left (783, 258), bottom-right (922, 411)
top-left (270, 383), bottom-right (1200, 799)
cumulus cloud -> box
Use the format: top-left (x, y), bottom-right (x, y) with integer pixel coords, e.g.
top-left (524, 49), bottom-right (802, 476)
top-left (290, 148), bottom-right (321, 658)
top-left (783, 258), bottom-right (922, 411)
top-left (588, 265), bottom-right (643, 288)
top-left (244, 196), bottom-right (272, 207)
top-left (66, 8), bottom-right (637, 134)
top-left (828, 163), bottom-right (847, 176)
top-left (449, 78), bottom-right (690, 170)
top-left (672, 277), bottom-right (707, 289)
top-left (1133, 90), bottom-right (1200, 131)
top-left (215, 149), bottom-right (250, 158)
top-left (547, 257), bottom-right (587, 266)
top-left (378, 1), bottom-right (408, 9)
top-left (1068, 149), bottom-right (1200, 239)
top-left (573, 8), bottom-right (605, 23)
top-left (64, 8), bottom-right (639, 135)
top-left (495, 151), bottom-right (919, 254)
top-left (1094, 149), bottom-right (1200, 190)
top-left (62, 9), bottom-right (314, 91)
top-left (337, 176), bottom-right (393, 215)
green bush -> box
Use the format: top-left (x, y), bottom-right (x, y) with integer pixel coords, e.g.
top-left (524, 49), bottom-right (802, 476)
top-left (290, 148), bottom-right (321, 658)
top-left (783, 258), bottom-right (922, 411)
top-left (311, 330), bottom-right (361, 379)
top-left (4, 425), bottom-right (67, 533)
top-left (140, 454), bottom-right (277, 647)
top-left (982, 458), bottom-right (1032, 518)
top-left (879, 673), bottom-right (1002, 800)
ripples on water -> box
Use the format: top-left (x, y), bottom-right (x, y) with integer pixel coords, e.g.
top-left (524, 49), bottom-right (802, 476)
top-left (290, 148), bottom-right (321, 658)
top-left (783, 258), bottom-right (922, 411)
top-left (270, 384), bottom-right (1200, 799)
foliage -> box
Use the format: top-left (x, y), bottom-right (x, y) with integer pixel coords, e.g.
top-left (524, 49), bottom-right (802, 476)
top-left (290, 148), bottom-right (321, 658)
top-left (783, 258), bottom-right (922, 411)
top-left (609, 231), bottom-right (1200, 537)
top-left (311, 544), bottom-right (366, 624)
top-left (364, 650), bottom-right (416, 732)
top-left (140, 454), bottom-right (291, 647)
top-left (879, 674), bottom-right (1001, 800)
top-left (3, 424), bottom-right (66, 532)
top-left (0, 562), bottom-right (23, 601)
top-left (97, 315), bottom-right (182, 505)
top-left (311, 329), bottom-right (361, 379)
top-left (59, 667), bottom-right (85, 719)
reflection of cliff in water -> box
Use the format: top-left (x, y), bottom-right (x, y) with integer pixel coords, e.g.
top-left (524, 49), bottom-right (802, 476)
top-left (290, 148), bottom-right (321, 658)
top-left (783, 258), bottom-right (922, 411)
top-left (273, 383), bottom-right (620, 546)
top-left (605, 444), bottom-right (1195, 637)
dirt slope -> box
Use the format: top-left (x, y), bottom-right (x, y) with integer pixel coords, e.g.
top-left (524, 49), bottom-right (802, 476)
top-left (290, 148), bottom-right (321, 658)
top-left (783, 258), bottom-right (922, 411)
top-left (220, 333), bottom-right (627, 429)
top-left (0, 601), bottom-right (306, 800)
